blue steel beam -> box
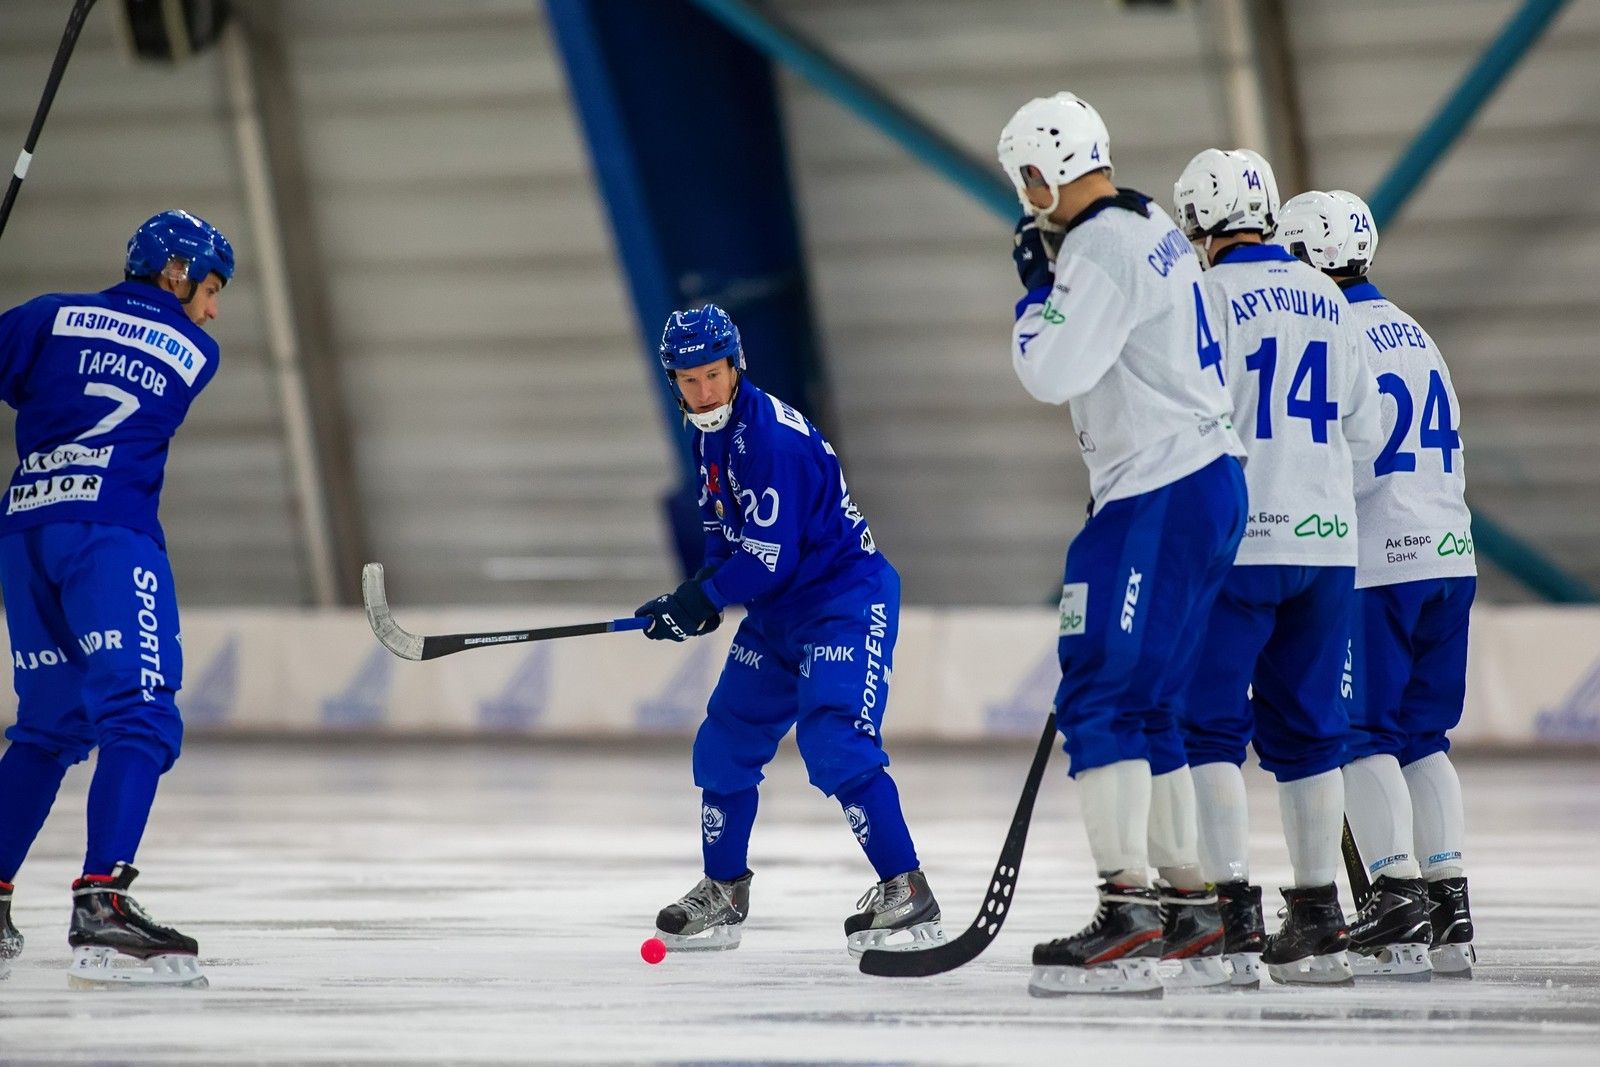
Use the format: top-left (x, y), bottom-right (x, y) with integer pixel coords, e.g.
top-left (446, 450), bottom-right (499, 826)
top-left (687, 0), bottom-right (1017, 220)
top-left (1367, 0), bottom-right (1571, 228)
top-left (1362, 0), bottom-right (1589, 602)
top-left (545, 0), bottom-right (828, 577)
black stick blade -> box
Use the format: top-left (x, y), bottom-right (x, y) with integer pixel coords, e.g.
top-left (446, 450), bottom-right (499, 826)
top-left (858, 712), bottom-right (1056, 978)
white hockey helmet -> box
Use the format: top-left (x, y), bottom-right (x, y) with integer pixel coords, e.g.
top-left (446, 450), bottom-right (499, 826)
top-left (997, 92), bottom-right (1112, 216)
top-left (1277, 189), bottom-right (1378, 275)
top-left (1173, 148), bottom-right (1280, 239)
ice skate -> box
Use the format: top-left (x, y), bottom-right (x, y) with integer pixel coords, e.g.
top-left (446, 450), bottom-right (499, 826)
top-left (1428, 876), bottom-right (1476, 978)
top-left (1215, 880), bottom-right (1265, 988)
top-left (66, 864), bottom-right (206, 989)
top-left (1, 880), bottom-right (21, 980)
top-left (1157, 885), bottom-right (1231, 991)
top-left (844, 868), bottom-right (945, 957)
top-left (653, 870), bottom-right (752, 952)
top-left (1030, 883), bottom-right (1164, 997)
top-left (1348, 875), bottom-right (1432, 981)
top-left (1263, 884), bottom-right (1354, 986)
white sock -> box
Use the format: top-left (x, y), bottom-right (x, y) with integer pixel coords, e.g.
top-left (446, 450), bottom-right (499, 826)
top-left (1342, 755), bottom-right (1420, 880)
top-left (1150, 765), bottom-right (1204, 891)
top-left (1403, 752), bottom-right (1466, 880)
top-left (1279, 769), bottom-right (1343, 888)
top-left (1191, 762), bottom-right (1250, 884)
top-left (1078, 759), bottom-right (1151, 886)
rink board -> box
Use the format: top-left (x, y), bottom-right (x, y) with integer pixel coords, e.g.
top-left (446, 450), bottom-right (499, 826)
top-left (1, 604), bottom-right (1597, 745)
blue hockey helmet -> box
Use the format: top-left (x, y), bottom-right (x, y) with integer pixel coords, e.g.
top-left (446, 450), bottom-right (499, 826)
top-left (125, 210), bottom-right (235, 287)
top-left (658, 304), bottom-right (745, 375)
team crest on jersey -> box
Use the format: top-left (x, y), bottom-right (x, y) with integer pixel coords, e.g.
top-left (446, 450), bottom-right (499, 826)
top-left (844, 804), bottom-right (870, 846)
top-left (715, 499), bottom-right (724, 519)
top-left (702, 803), bottom-right (726, 845)
top-left (706, 462), bottom-right (722, 495)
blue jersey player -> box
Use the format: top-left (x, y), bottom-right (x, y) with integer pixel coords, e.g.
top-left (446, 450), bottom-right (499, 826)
top-left (634, 305), bottom-right (944, 958)
top-left (0, 210), bottom-right (232, 988)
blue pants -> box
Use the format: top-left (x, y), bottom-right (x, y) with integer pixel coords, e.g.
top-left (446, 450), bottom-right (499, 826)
top-left (1182, 564), bottom-right (1353, 782)
top-left (1054, 455), bottom-right (1247, 777)
top-left (694, 567), bottom-right (897, 798)
top-left (1, 523), bottom-right (184, 768)
top-left (1346, 577), bottom-right (1475, 766)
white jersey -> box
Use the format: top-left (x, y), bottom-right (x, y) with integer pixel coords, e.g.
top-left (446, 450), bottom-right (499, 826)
top-left (1012, 193), bottom-right (1244, 507)
top-left (1342, 280), bottom-right (1476, 588)
top-left (1203, 244), bottom-right (1381, 566)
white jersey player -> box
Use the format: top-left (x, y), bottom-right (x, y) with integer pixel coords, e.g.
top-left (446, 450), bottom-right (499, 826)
top-left (1173, 150), bottom-right (1380, 988)
top-left (1279, 190), bottom-right (1477, 980)
top-left (1000, 92), bottom-right (1248, 997)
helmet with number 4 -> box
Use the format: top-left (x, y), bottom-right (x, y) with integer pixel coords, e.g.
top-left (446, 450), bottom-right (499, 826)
top-left (125, 209), bottom-right (234, 287)
top-left (997, 92), bottom-right (1112, 217)
top-left (1277, 190), bottom-right (1378, 276)
top-left (1173, 148), bottom-right (1280, 239)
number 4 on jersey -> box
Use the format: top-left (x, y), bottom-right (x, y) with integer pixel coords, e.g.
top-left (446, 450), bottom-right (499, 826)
top-left (1193, 283), bottom-right (1222, 384)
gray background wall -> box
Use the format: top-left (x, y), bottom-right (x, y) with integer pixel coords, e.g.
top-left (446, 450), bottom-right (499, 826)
top-left (2, 0), bottom-right (1595, 608)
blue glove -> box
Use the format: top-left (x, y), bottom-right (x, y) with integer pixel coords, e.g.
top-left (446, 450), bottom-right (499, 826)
top-left (1013, 215), bottom-right (1056, 291)
top-left (635, 578), bottom-right (721, 642)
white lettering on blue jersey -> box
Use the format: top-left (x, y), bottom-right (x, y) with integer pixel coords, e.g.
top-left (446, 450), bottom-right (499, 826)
top-left (52, 306), bottom-right (206, 386)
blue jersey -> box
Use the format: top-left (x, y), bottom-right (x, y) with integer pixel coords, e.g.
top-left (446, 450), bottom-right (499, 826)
top-left (0, 281), bottom-right (219, 546)
top-left (697, 382), bottom-right (885, 615)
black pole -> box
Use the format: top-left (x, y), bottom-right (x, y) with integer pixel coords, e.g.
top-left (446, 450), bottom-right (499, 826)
top-left (0, 0), bottom-right (101, 245)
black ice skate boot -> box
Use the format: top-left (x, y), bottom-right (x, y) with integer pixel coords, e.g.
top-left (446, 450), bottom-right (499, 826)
top-left (1157, 885), bottom-right (1230, 990)
top-left (67, 863), bottom-right (206, 988)
top-left (1215, 880), bottom-right (1266, 987)
top-left (1, 880), bottom-right (21, 980)
top-left (844, 868), bottom-right (946, 957)
top-left (654, 870), bottom-right (752, 952)
top-left (1427, 876), bottom-right (1475, 978)
top-left (1030, 882), bottom-right (1164, 997)
top-left (1262, 884), bottom-right (1354, 986)
top-left (1348, 875), bottom-right (1432, 981)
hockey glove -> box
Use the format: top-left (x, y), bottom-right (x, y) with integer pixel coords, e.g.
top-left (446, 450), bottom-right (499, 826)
top-left (1012, 215), bottom-right (1057, 291)
top-left (635, 578), bottom-right (721, 642)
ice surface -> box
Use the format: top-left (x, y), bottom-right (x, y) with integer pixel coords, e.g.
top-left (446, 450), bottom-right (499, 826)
top-left (0, 742), bottom-right (1595, 1064)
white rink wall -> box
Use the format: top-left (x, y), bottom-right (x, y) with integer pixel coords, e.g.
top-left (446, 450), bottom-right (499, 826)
top-left (1, 606), bottom-right (1597, 747)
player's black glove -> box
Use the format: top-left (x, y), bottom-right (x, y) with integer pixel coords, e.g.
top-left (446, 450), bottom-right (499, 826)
top-left (1012, 215), bottom-right (1056, 291)
top-left (635, 577), bottom-right (721, 642)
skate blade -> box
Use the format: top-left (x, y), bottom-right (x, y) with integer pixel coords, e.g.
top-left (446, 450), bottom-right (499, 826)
top-left (1266, 950), bottom-right (1355, 987)
top-left (846, 919), bottom-right (946, 959)
top-left (653, 924), bottom-right (742, 953)
top-left (1159, 954), bottom-right (1233, 992)
top-left (1225, 951), bottom-right (1262, 988)
top-left (1029, 959), bottom-right (1163, 998)
top-left (1351, 942), bottom-right (1432, 981)
top-left (68, 946), bottom-right (208, 989)
top-left (1430, 943), bottom-right (1475, 979)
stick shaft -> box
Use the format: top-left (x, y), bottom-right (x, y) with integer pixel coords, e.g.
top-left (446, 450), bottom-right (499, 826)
top-left (416, 617), bottom-right (647, 660)
top-left (0, 0), bottom-right (100, 243)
